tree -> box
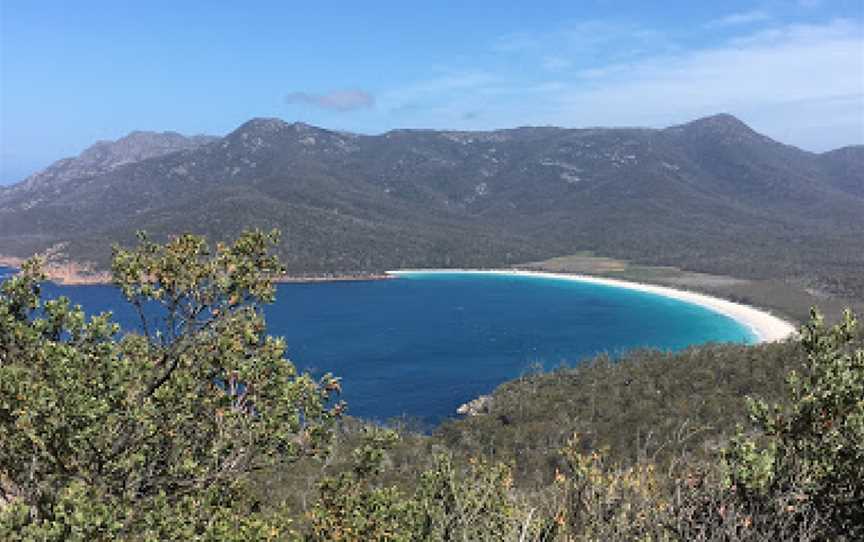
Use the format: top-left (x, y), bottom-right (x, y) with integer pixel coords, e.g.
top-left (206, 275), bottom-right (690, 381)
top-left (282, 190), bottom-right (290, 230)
top-left (307, 427), bottom-right (524, 542)
top-left (0, 230), bottom-right (342, 540)
top-left (724, 308), bottom-right (864, 539)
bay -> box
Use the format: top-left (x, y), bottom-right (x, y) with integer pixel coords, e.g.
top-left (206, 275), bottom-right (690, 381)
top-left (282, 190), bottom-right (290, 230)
top-left (0, 267), bottom-right (754, 426)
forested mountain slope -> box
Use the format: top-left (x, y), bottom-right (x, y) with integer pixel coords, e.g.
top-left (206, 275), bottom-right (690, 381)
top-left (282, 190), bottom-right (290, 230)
top-left (1, 114), bottom-right (862, 295)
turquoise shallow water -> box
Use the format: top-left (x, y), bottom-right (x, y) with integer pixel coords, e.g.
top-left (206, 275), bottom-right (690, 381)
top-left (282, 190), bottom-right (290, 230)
top-left (0, 267), bottom-right (754, 426)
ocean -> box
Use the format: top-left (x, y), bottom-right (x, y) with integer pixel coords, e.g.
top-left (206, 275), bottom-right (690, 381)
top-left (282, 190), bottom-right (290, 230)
top-left (0, 267), bottom-right (754, 426)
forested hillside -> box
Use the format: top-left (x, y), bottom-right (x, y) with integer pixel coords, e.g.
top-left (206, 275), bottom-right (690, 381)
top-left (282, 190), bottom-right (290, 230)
top-left (2, 114), bottom-right (862, 297)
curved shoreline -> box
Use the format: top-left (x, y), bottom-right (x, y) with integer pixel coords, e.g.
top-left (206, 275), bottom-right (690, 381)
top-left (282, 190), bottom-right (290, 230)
top-left (386, 269), bottom-right (797, 344)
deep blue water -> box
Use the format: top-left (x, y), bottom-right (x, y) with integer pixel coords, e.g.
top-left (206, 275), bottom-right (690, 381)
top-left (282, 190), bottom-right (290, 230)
top-left (0, 266), bottom-right (754, 426)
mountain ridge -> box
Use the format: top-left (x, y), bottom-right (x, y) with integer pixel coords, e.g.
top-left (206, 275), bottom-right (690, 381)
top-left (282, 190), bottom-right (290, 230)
top-left (1, 114), bottom-right (862, 296)
top-left (3, 130), bottom-right (218, 196)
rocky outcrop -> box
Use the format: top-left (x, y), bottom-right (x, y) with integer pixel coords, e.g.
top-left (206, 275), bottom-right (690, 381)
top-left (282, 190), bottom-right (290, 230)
top-left (0, 251), bottom-right (110, 285)
top-left (7, 130), bottom-right (217, 196)
top-left (456, 395), bottom-right (493, 416)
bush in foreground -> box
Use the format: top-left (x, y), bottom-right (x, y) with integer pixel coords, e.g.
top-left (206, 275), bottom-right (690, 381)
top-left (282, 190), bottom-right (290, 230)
top-left (2, 230), bottom-right (861, 540)
top-left (0, 231), bottom-right (341, 540)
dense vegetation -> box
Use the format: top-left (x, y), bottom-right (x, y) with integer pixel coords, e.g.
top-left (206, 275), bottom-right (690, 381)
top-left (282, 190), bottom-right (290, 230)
top-left (0, 231), bottom-right (341, 539)
top-left (2, 232), bottom-right (862, 540)
top-left (2, 114), bottom-right (863, 298)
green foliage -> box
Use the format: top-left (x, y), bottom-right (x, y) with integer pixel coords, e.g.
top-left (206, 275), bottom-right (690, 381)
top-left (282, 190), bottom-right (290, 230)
top-left (436, 341), bottom-right (804, 489)
top-left (4, 116), bottom-right (864, 299)
top-left (306, 428), bottom-right (415, 541)
top-left (547, 435), bottom-right (669, 539)
top-left (300, 309), bottom-right (863, 541)
top-left (2, 225), bottom-right (862, 541)
top-left (0, 230), bottom-right (341, 540)
top-left (725, 308), bottom-right (864, 539)
top-left (306, 430), bottom-right (525, 541)
top-left (410, 455), bottom-right (522, 541)
top-left (350, 427), bottom-right (401, 479)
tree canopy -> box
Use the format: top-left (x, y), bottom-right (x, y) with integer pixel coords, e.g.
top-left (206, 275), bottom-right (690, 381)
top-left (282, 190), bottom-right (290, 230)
top-left (0, 230), bottom-right (341, 540)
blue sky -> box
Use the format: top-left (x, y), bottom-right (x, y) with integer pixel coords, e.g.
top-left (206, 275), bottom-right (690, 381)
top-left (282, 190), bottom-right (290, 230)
top-left (1, 1), bottom-right (863, 184)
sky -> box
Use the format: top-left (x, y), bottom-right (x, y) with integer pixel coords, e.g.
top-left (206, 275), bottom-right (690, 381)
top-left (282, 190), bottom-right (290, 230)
top-left (1, 1), bottom-right (863, 184)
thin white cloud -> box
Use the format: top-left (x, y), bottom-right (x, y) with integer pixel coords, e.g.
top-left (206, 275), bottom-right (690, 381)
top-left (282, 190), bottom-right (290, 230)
top-left (379, 19), bottom-right (864, 150)
top-left (705, 10), bottom-right (771, 28)
top-left (380, 71), bottom-right (498, 111)
top-left (550, 19), bottom-right (864, 149)
top-left (492, 19), bottom-right (676, 60)
top-left (284, 89), bottom-right (375, 111)
top-left (728, 17), bottom-right (861, 46)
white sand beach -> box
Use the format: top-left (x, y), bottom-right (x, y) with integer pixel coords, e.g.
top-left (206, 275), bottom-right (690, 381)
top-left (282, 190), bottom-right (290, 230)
top-left (386, 269), bottom-right (797, 343)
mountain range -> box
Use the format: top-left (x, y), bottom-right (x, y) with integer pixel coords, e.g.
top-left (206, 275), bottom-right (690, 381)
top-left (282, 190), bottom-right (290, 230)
top-left (1, 114), bottom-right (862, 296)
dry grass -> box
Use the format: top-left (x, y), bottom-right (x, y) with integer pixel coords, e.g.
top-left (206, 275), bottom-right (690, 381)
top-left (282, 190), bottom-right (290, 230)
top-left (519, 253), bottom-right (864, 324)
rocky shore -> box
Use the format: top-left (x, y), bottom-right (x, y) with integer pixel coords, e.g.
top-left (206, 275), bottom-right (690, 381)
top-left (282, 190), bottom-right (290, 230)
top-left (0, 255), bottom-right (391, 286)
top-left (0, 256), bottom-right (111, 285)
top-left (456, 395), bottom-right (493, 416)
